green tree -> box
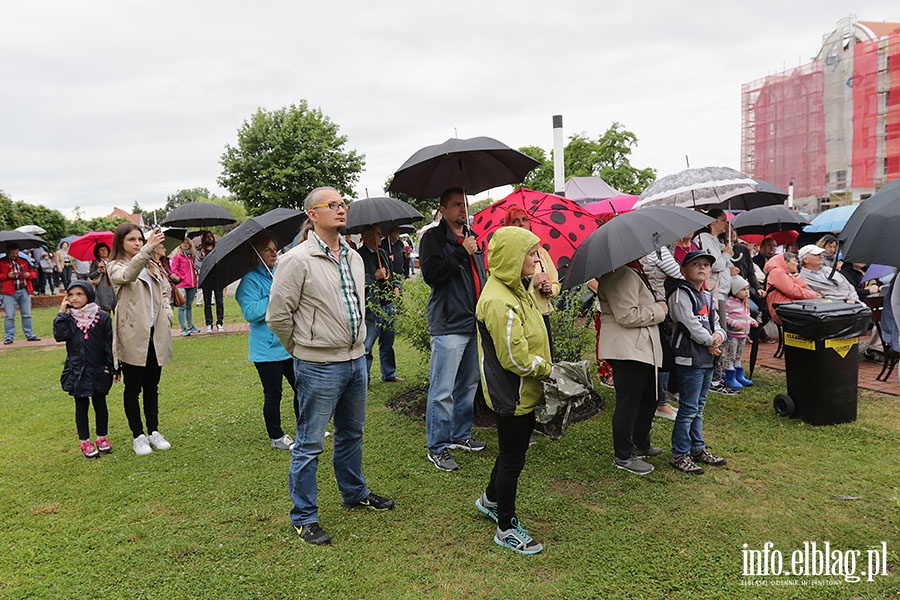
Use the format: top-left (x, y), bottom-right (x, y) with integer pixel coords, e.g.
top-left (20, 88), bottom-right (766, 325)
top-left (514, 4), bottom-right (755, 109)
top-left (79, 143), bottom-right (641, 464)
top-left (519, 146), bottom-right (554, 193)
top-left (518, 123), bottom-right (656, 195)
top-left (0, 190), bottom-right (15, 229)
top-left (219, 101), bottom-right (365, 216)
top-left (12, 202), bottom-right (68, 244)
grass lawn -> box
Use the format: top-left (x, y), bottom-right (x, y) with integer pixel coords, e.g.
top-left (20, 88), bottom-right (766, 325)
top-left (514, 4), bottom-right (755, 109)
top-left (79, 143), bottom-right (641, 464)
top-left (1, 301), bottom-right (898, 599)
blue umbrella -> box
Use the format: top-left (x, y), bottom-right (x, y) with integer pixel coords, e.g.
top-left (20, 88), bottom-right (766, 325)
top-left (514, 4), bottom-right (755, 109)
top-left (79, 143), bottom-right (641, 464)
top-left (803, 204), bottom-right (859, 233)
top-left (57, 234), bottom-right (78, 249)
top-left (863, 264), bottom-right (894, 282)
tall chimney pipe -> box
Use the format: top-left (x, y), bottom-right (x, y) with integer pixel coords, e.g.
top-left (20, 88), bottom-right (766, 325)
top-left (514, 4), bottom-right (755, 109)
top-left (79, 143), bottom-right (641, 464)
top-left (553, 115), bottom-right (565, 195)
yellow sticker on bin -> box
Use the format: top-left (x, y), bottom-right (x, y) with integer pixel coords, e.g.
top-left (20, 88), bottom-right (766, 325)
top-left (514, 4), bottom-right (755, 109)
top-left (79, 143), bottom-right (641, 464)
top-left (824, 337), bottom-right (858, 359)
top-left (783, 332), bottom-right (815, 350)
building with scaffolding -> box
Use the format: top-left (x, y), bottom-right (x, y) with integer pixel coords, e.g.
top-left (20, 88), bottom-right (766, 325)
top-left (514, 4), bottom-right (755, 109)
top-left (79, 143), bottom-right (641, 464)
top-left (741, 17), bottom-right (900, 212)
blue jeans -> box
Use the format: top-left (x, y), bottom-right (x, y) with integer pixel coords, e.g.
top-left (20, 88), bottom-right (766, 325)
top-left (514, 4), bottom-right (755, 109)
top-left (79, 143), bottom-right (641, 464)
top-left (3, 289), bottom-right (36, 341)
top-left (671, 365), bottom-right (713, 457)
top-left (364, 302), bottom-right (397, 381)
top-left (289, 357), bottom-right (370, 527)
top-left (177, 288), bottom-right (197, 330)
top-left (425, 333), bottom-right (480, 453)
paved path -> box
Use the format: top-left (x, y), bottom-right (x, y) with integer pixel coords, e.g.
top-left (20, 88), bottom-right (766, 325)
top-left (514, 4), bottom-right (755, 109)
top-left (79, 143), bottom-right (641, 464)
top-left (0, 322), bottom-right (251, 351)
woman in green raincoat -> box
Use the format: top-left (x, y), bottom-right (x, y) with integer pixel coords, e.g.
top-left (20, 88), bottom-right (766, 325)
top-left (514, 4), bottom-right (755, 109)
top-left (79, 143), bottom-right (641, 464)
top-left (474, 226), bottom-right (552, 555)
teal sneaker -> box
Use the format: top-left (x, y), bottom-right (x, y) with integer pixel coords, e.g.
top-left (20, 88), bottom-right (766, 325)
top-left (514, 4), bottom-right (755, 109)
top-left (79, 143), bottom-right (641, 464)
top-left (475, 493), bottom-right (498, 523)
top-left (494, 518), bottom-right (543, 555)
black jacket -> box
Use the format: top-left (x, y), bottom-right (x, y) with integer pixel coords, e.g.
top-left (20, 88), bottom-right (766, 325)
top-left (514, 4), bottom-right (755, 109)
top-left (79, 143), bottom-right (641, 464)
top-left (53, 310), bottom-right (114, 398)
top-left (419, 219), bottom-right (487, 336)
top-left (356, 244), bottom-right (395, 309)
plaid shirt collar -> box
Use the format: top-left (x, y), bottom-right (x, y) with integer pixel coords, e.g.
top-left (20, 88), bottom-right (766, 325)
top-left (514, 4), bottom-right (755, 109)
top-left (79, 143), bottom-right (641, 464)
top-left (310, 231), bottom-right (361, 341)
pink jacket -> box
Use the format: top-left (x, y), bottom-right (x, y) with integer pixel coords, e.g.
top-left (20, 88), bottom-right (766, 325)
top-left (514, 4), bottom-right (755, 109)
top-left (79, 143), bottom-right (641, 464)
top-left (764, 254), bottom-right (819, 324)
top-left (724, 297), bottom-right (752, 338)
top-left (170, 252), bottom-right (198, 289)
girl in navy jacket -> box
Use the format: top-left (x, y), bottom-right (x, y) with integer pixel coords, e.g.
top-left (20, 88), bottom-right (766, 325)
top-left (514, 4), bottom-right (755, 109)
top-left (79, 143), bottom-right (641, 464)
top-left (53, 281), bottom-right (116, 459)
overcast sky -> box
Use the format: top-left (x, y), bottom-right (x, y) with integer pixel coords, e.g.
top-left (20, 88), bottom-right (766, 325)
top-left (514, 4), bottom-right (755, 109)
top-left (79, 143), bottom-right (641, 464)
top-left (1, 1), bottom-right (895, 219)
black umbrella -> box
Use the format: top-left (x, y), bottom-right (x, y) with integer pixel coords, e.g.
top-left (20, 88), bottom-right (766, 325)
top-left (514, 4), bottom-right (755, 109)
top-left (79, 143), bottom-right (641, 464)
top-left (161, 202), bottom-right (237, 227)
top-left (0, 230), bottom-right (46, 253)
top-left (387, 137), bottom-right (541, 199)
top-left (345, 197), bottom-right (424, 234)
top-left (162, 228), bottom-right (188, 255)
top-left (198, 208), bottom-right (306, 290)
top-left (707, 179), bottom-right (789, 211)
top-left (839, 178), bottom-right (900, 267)
top-left (563, 206), bottom-right (714, 289)
top-left (730, 205), bottom-right (809, 236)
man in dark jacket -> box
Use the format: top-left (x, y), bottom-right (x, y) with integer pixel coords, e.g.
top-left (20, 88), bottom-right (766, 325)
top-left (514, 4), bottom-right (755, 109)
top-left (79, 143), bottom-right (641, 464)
top-left (419, 188), bottom-right (488, 472)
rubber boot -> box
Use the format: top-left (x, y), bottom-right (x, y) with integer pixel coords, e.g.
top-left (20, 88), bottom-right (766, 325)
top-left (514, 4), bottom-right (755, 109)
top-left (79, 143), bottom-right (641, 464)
top-left (735, 365), bottom-right (753, 387)
top-left (724, 369), bottom-right (744, 390)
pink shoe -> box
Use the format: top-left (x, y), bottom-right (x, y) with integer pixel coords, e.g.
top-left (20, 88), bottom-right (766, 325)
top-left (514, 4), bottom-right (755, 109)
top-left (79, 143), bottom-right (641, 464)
top-left (96, 436), bottom-right (113, 454)
top-left (80, 440), bottom-right (99, 459)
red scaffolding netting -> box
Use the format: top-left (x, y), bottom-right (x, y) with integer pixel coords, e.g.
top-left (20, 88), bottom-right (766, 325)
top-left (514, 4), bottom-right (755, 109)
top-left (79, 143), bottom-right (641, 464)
top-left (887, 31), bottom-right (900, 182)
top-left (741, 63), bottom-right (826, 198)
top-left (852, 38), bottom-right (879, 188)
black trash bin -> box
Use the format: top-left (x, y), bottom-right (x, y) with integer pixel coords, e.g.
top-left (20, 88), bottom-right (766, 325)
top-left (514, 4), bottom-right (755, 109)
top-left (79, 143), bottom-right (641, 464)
top-left (773, 299), bottom-right (871, 425)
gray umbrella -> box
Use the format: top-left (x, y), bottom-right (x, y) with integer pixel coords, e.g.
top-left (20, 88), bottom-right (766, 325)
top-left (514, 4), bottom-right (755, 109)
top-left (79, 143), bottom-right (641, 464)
top-left (345, 197), bottom-right (424, 234)
top-left (161, 202), bottom-right (237, 227)
top-left (0, 230), bottom-right (46, 253)
top-left (731, 205), bottom-right (809, 235)
top-left (634, 166), bottom-right (757, 209)
top-left (707, 179), bottom-right (789, 211)
top-left (839, 178), bottom-right (900, 267)
top-left (388, 137), bottom-right (540, 199)
top-left (15, 224), bottom-right (47, 235)
top-left (198, 208), bottom-right (306, 290)
top-left (563, 206), bottom-right (714, 288)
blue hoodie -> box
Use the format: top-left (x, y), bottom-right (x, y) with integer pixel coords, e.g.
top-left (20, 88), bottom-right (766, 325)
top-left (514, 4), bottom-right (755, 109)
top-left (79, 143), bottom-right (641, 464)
top-left (235, 266), bottom-right (291, 363)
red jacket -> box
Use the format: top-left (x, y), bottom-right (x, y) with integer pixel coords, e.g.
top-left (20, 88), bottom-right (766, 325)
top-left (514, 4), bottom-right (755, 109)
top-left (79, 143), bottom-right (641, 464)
top-left (1, 255), bottom-right (38, 295)
top-left (764, 254), bottom-right (819, 324)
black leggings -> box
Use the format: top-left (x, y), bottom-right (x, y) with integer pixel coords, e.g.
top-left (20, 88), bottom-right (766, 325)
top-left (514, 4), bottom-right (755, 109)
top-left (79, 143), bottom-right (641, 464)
top-left (121, 338), bottom-right (162, 438)
top-left (608, 359), bottom-right (657, 460)
top-left (74, 395), bottom-right (108, 440)
top-left (254, 359), bottom-right (299, 439)
top-left (486, 410), bottom-right (535, 530)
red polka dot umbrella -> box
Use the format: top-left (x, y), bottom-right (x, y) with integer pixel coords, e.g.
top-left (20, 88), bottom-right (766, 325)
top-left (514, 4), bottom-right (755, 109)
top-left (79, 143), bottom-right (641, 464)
top-left (471, 188), bottom-right (601, 270)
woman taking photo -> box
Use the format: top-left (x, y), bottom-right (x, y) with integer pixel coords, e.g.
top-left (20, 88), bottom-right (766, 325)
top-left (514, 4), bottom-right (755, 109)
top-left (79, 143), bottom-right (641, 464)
top-left (170, 239), bottom-right (200, 336)
top-left (235, 232), bottom-right (299, 450)
top-left (474, 226), bottom-right (551, 555)
top-left (107, 224), bottom-right (174, 456)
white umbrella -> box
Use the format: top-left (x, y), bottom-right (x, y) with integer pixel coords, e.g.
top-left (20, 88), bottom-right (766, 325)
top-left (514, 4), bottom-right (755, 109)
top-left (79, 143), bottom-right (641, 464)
top-left (15, 224), bottom-right (47, 235)
top-left (634, 166), bottom-right (757, 209)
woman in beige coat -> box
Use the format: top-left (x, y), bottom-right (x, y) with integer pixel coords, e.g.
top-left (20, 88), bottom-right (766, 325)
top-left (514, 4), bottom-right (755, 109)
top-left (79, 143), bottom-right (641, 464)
top-left (596, 262), bottom-right (667, 476)
top-left (107, 223), bottom-right (174, 456)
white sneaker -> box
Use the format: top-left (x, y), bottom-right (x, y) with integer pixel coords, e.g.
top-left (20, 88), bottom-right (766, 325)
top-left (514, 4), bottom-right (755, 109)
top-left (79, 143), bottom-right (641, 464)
top-left (133, 434), bottom-right (153, 456)
top-left (216, 324), bottom-right (224, 332)
top-left (148, 431), bottom-right (171, 450)
top-left (271, 434), bottom-right (294, 450)
top-left (206, 325), bottom-right (212, 333)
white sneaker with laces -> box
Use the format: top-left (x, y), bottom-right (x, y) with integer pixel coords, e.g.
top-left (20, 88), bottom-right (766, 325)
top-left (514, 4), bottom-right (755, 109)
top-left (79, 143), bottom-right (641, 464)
top-left (133, 434), bottom-right (153, 456)
top-left (148, 431), bottom-right (171, 450)
top-left (216, 324), bottom-right (224, 332)
top-left (271, 434), bottom-right (295, 450)
top-left (206, 325), bottom-right (212, 333)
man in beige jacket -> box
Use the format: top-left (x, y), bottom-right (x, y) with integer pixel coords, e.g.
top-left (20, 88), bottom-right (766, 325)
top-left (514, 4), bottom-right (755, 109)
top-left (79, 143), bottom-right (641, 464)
top-left (267, 186), bottom-right (394, 546)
